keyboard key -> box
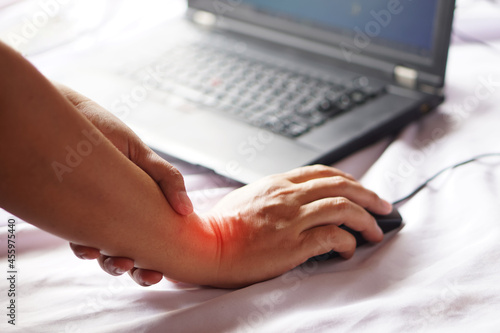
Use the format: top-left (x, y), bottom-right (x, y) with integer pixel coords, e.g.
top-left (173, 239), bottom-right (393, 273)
top-left (285, 122), bottom-right (310, 137)
top-left (317, 99), bottom-right (335, 113)
top-left (309, 111), bottom-right (328, 126)
top-left (263, 116), bottom-right (287, 133)
top-left (126, 43), bottom-right (387, 139)
top-left (349, 90), bottom-right (367, 104)
top-left (335, 94), bottom-right (353, 111)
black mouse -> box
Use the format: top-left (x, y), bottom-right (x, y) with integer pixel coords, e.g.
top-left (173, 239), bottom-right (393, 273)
top-left (308, 208), bottom-right (403, 262)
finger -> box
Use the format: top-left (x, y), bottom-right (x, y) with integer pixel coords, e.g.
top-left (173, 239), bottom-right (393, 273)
top-left (297, 176), bottom-right (393, 214)
top-left (300, 224), bottom-right (357, 260)
top-left (298, 197), bottom-right (384, 243)
top-left (135, 147), bottom-right (193, 216)
top-left (98, 255), bottom-right (135, 276)
top-left (284, 165), bottom-right (356, 184)
top-left (69, 243), bottom-right (101, 260)
top-left (128, 268), bottom-right (163, 287)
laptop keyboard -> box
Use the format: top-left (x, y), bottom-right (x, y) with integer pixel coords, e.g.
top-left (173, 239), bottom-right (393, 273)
top-left (130, 44), bottom-right (387, 138)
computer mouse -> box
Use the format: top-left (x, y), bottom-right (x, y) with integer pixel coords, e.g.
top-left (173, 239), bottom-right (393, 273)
top-left (308, 208), bottom-right (403, 262)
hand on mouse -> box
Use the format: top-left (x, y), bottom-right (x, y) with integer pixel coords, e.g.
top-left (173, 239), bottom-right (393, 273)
top-left (57, 84), bottom-right (192, 286)
top-left (191, 165), bottom-right (393, 288)
top-left (70, 165), bottom-right (392, 288)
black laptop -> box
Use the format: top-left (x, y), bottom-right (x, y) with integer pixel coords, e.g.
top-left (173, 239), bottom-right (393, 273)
top-left (124, 0), bottom-right (455, 183)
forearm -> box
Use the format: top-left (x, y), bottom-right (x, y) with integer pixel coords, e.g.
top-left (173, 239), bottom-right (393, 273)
top-left (0, 42), bottom-right (218, 283)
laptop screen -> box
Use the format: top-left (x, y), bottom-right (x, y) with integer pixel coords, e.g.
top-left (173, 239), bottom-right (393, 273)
top-left (236, 0), bottom-right (438, 58)
top-left (188, 0), bottom-right (454, 84)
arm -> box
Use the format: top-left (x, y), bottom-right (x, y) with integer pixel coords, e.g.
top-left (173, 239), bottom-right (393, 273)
top-left (54, 84), bottom-right (192, 285)
top-left (0, 41), bottom-right (218, 282)
top-left (54, 82), bottom-right (193, 216)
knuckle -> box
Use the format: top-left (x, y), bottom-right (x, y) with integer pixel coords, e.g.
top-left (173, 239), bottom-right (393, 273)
top-left (264, 173), bottom-right (285, 185)
top-left (160, 163), bottom-right (185, 186)
top-left (344, 231), bottom-right (357, 249)
top-left (309, 164), bottom-right (333, 175)
top-left (333, 197), bottom-right (352, 211)
top-left (258, 189), bottom-right (300, 220)
top-left (260, 199), bottom-right (299, 220)
top-left (263, 179), bottom-right (293, 196)
top-left (331, 176), bottom-right (349, 189)
top-left (168, 165), bottom-right (183, 180)
top-left (290, 164), bottom-right (332, 178)
top-left (367, 190), bottom-right (380, 204)
top-left (135, 142), bottom-right (154, 163)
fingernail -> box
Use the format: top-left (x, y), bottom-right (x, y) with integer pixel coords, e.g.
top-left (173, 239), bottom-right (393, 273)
top-left (177, 191), bottom-right (193, 215)
top-left (132, 270), bottom-right (151, 286)
top-left (112, 267), bottom-right (127, 275)
top-left (74, 252), bottom-right (85, 259)
top-left (77, 252), bottom-right (94, 260)
top-left (104, 258), bottom-right (127, 275)
top-left (382, 199), bottom-right (393, 213)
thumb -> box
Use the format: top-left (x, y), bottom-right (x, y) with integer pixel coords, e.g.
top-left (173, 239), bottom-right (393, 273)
top-left (135, 148), bottom-right (193, 216)
top-left (300, 225), bottom-right (356, 261)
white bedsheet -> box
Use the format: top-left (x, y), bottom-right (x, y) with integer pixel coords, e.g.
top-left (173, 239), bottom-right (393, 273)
top-left (1, 1), bottom-right (500, 332)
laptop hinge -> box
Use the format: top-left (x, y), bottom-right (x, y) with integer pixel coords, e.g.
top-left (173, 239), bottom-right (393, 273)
top-left (394, 66), bottom-right (418, 89)
top-left (420, 84), bottom-right (443, 96)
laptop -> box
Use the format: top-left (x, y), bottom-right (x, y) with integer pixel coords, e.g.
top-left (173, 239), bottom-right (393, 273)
top-left (120, 0), bottom-right (455, 184)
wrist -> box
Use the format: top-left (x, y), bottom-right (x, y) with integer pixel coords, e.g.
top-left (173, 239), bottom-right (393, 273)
top-left (143, 212), bottom-right (223, 286)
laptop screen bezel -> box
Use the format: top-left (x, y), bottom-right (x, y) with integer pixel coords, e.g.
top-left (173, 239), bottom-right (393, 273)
top-left (187, 0), bottom-right (455, 87)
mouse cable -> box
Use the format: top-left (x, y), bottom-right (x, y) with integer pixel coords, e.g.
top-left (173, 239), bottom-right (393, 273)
top-left (392, 152), bottom-right (500, 206)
